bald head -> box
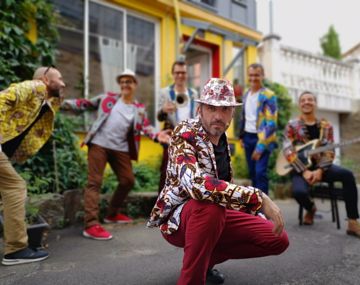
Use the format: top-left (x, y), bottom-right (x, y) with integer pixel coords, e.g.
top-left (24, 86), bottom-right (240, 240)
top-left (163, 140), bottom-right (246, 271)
top-left (33, 66), bottom-right (66, 98)
top-left (33, 66), bottom-right (49, 80)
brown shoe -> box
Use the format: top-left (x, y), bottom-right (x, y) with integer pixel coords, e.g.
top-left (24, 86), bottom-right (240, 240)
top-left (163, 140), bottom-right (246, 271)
top-left (347, 219), bottom-right (360, 238)
top-left (303, 205), bottom-right (317, 225)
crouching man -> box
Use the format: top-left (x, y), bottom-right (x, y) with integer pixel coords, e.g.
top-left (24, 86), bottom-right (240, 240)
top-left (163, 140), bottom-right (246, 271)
top-left (147, 78), bottom-right (289, 285)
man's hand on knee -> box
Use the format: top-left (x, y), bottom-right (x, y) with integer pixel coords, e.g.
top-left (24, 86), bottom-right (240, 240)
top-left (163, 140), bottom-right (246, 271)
top-left (260, 194), bottom-right (285, 236)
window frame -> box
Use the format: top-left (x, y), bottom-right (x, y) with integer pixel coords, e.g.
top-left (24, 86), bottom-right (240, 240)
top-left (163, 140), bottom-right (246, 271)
top-left (85, 0), bottom-right (160, 125)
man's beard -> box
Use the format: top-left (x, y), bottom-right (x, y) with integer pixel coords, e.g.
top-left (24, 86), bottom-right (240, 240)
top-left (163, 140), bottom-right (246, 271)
top-left (207, 120), bottom-right (230, 137)
top-left (48, 88), bottom-right (60, 98)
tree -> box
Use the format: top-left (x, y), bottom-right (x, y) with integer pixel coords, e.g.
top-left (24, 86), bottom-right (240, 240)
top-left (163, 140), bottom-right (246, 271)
top-left (320, 25), bottom-right (342, 59)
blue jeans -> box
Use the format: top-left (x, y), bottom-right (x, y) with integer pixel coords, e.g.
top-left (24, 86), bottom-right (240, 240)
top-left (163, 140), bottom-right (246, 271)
top-left (243, 132), bottom-right (271, 194)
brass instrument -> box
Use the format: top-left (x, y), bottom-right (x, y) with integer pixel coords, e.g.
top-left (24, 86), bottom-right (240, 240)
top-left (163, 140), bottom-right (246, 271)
top-left (175, 93), bottom-right (188, 108)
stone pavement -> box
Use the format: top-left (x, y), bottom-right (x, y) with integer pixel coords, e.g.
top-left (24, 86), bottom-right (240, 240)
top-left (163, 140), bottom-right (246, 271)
top-left (1, 198), bottom-right (360, 285)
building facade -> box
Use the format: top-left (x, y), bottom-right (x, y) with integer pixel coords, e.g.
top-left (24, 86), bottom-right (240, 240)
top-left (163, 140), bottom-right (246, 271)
top-left (50, 0), bottom-right (262, 163)
top-left (258, 35), bottom-right (360, 170)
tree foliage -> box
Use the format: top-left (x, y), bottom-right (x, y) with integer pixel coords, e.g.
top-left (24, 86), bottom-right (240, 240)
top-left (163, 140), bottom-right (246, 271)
top-left (320, 25), bottom-right (342, 59)
top-left (0, 0), bottom-right (58, 89)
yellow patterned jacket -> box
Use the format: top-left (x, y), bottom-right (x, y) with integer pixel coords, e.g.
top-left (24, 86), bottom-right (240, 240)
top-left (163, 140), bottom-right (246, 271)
top-left (0, 80), bottom-right (60, 163)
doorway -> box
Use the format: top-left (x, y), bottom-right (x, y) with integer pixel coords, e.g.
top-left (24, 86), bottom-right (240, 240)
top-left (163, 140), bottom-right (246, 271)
top-left (186, 46), bottom-right (212, 94)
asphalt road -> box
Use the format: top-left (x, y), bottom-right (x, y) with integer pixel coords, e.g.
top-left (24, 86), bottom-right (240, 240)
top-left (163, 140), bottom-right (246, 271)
top-left (1, 199), bottom-right (360, 285)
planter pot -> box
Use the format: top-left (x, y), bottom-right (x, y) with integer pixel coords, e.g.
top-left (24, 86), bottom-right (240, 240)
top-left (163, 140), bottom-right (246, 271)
top-left (26, 215), bottom-right (50, 249)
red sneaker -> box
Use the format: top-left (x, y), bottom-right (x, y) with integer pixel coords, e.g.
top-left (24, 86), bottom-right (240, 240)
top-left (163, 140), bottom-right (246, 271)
top-left (104, 213), bottom-right (133, 224)
top-left (82, 224), bottom-right (112, 240)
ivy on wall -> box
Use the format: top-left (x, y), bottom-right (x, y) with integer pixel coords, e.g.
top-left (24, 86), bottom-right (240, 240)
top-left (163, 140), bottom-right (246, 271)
top-left (0, 0), bottom-right (58, 89)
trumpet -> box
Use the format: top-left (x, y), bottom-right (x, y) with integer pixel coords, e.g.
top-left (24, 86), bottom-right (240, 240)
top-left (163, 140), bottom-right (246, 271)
top-left (175, 93), bottom-right (189, 108)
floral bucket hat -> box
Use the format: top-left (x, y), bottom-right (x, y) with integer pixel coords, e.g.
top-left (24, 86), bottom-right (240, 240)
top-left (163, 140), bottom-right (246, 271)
top-left (195, 78), bottom-right (242, 107)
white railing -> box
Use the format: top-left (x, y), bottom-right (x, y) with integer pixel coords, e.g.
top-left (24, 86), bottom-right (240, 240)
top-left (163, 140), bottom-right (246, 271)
top-left (258, 35), bottom-right (360, 113)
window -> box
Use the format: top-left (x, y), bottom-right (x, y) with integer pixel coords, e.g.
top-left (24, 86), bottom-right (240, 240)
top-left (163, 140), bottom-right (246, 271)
top-left (232, 0), bottom-right (247, 6)
top-left (51, 0), bottom-right (159, 124)
top-left (188, 0), bottom-right (217, 11)
top-left (231, 46), bottom-right (245, 134)
top-left (200, 0), bottom-right (216, 6)
top-left (51, 0), bottom-right (84, 100)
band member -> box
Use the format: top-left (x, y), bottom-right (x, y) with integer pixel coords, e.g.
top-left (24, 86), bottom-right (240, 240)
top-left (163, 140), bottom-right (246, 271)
top-left (148, 78), bottom-right (289, 285)
top-left (62, 69), bottom-right (170, 240)
top-left (283, 91), bottom-right (360, 235)
top-left (239, 63), bottom-right (277, 194)
top-left (0, 66), bottom-right (65, 265)
top-left (157, 60), bottom-right (198, 192)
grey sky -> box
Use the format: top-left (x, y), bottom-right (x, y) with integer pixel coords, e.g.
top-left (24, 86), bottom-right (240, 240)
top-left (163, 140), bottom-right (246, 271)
top-left (256, 0), bottom-right (360, 54)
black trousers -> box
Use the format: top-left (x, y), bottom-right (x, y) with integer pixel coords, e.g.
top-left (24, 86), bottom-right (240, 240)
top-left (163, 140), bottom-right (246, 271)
top-left (292, 164), bottom-right (359, 219)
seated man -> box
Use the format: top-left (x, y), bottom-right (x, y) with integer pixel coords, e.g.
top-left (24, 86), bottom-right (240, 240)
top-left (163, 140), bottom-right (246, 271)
top-left (283, 90), bottom-right (360, 236)
top-left (148, 78), bottom-right (289, 285)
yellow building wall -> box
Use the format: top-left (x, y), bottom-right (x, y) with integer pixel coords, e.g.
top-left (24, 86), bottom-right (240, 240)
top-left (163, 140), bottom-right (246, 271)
top-left (27, 17), bottom-right (37, 43)
top-left (95, 0), bottom-right (260, 163)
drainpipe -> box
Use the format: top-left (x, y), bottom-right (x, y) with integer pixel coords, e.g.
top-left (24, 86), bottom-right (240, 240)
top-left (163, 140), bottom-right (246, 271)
top-left (173, 0), bottom-right (184, 59)
top-left (84, 0), bottom-right (89, 129)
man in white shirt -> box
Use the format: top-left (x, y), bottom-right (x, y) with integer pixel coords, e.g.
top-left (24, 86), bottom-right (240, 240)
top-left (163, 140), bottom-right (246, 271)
top-left (239, 63), bottom-right (278, 195)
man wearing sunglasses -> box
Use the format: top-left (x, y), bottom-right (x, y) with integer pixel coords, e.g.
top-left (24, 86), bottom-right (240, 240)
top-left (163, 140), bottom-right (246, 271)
top-left (0, 66), bottom-right (66, 265)
top-left (62, 69), bottom-right (170, 240)
top-left (157, 60), bottom-right (198, 193)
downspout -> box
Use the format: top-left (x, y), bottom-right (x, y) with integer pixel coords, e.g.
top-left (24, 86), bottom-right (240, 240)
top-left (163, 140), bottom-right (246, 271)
top-left (84, 0), bottom-right (90, 130)
top-left (173, 0), bottom-right (184, 59)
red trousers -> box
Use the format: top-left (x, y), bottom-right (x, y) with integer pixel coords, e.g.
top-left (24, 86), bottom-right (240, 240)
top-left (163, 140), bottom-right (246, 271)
top-left (163, 199), bottom-right (289, 285)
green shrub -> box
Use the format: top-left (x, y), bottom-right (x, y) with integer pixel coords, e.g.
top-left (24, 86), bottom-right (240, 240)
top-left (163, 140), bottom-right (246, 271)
top-left (232, 153), bottom-right (249, 179)
top-left (15, 114), bottom-right (87, 194)
top-left (101, 162), bottom-right (160, 194)
top-left (263, 80), bottom-right (293, 190)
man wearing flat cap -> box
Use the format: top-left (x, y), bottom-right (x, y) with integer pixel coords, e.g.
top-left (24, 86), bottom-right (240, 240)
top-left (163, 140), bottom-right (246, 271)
top-left (63, 69), bottom-right (170, 240)
top-left (148, 78), bottom-right (289, 285)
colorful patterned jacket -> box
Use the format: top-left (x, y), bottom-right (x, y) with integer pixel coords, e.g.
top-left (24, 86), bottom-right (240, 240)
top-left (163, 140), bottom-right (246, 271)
top-left (239, 87), bottom-right (278, 154)
top-left (0, 80), bottom-right (60, 163)
top-left (282, 116), bottom-right (335, 173)
top-left (62, 92), bottom-right (158, 160)
top-left (147, 117), bottom-right (263, 235)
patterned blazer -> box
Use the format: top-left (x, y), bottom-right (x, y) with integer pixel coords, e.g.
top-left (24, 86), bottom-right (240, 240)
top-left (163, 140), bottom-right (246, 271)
top-left (283, 116), bottom-right (335, 173)
top-left (239, 87), bottom-right (278, 154)
top-left (63, 92), bottom-right (158, 160)
top-left (147, 117), bottom-right (263, 235)
top-left (0, 80), bottom-right (61, 163)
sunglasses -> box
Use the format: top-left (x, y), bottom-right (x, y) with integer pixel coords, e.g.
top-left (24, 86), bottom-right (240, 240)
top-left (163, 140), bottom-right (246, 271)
top-left (44, 65), bottom-right (56, 76)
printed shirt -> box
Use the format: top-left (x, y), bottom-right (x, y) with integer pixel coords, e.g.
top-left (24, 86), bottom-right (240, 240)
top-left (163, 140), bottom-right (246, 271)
top-left (0, 80), bottom-right (60, 163)
top-left (283, 116), bottom-right (335, 173)
top-left (147, 117), bottom-right (263, 235)
top-left (239, 87), bottom-right (278, 154)
top-left (62, 92), bottom-right (158, 160)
